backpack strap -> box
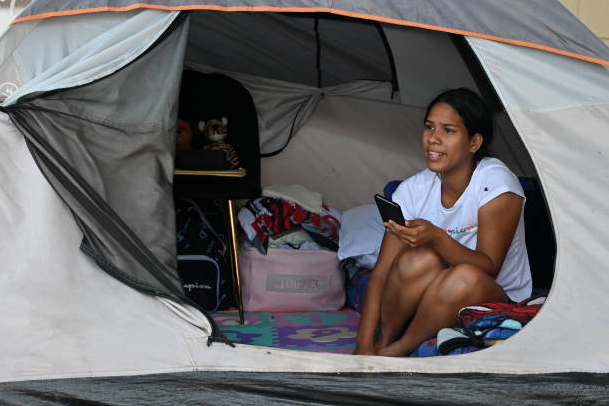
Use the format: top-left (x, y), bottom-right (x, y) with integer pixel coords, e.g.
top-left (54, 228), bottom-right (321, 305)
top-left (182, 199), bottom-right (228, 257)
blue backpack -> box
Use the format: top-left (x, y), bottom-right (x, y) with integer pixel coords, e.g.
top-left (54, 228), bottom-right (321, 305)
top-left (176, 199), bottom-right (233, 311)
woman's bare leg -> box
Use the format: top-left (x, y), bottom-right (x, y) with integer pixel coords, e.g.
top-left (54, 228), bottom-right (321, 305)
top-left (378, 264), bottom-right (508, 356)
top-left (375, 246), bottom-right (445, 349)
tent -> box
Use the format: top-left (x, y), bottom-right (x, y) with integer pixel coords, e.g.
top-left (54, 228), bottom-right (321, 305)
top-left (2, 0), bottom-right (609, 403)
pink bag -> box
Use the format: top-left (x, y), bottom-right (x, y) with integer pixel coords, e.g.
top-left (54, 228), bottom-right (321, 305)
top-left (239, 246), bottom-right (345, 312)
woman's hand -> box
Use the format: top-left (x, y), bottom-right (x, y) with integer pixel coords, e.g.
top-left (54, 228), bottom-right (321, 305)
top-left (384, 219), bottom-right (442, 249)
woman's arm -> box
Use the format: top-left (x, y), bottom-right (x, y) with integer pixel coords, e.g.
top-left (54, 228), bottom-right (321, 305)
top-left (385, 192), bottom-right (523, 277)
top-left (354, 230), bottom-right (405, 355)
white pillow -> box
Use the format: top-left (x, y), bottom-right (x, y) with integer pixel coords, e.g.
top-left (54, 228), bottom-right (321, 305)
top-left (338, 204), bottom-right (385, 261)
top-left (355, 252), bottom-right (381, 270)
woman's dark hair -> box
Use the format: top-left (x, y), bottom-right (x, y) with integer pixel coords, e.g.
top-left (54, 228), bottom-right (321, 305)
top-left (424, 88), bottom-right (493, 163)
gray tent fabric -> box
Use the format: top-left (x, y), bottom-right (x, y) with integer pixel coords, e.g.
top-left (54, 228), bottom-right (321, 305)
top-left (1, 371), bottom-right (609, 405)
top-left (186, 11), bottom-right (395, 88)
top-left (13, 0), bottom-right (609, 66)
top-left (1, 9), bottom-right (180, 105)
top-left (0, 9), bottom-right (179, 105)
top-left (184, 10), bottom-right (399, 153)
top-left (383, 25), bottom-right (479, 108)
top-left (187, 63), bottom-right (396, 154)
top-left (5, 14), bottom-right (189, 301)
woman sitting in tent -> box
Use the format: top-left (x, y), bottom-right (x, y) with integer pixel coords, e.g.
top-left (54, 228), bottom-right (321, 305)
top-left (354, 88), bottom-right (532, 356)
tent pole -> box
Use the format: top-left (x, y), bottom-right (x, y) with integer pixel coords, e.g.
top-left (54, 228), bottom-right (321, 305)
top-left (227, 199), bottom-right (245, 324)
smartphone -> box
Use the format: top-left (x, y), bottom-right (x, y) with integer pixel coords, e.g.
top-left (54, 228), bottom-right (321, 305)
top-left (374, 194), bottom-right (405, 225)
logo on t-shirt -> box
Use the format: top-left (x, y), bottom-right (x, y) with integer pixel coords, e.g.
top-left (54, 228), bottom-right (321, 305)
top-left (445, 225), bottom-right (476, 236)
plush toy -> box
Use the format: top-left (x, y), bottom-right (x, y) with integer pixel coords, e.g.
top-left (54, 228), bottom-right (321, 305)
top-left (175, 118), bottom-right (229, 170)
top-left (175, 119), bottom-right (194, 155)
top-left (198, 117), bottom-right (240, 168)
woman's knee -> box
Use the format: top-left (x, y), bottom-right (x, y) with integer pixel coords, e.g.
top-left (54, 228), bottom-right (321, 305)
top-left (392, 246), bottom-right (443, 282)
top-left (434, 264), bottom-right (503, 303)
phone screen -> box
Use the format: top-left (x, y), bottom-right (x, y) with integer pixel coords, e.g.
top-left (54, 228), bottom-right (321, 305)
top-left (374, 194), bottom-right (405, 225)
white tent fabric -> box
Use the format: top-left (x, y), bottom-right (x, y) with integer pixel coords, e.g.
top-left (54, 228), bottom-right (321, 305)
top-left (1, 1), bottom-right (609, 386)
top-left (470, 37), bottom-right (609, 372)
top-left (259, 99), bottom-right (537, 212)
top-left (262, 95), bottom-right (426, 210)
top-left (468, 38), bottom-right (609, 112)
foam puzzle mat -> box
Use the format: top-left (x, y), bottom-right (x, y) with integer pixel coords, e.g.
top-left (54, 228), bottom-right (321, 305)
top-left (212, 310), bottom-right (360, 353)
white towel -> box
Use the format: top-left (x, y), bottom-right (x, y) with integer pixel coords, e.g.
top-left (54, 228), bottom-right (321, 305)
top-left (262, 184), bottom-right (323, 214)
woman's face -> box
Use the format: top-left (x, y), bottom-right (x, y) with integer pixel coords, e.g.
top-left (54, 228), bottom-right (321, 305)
top-left (422, 102), bottom-right (481, 176)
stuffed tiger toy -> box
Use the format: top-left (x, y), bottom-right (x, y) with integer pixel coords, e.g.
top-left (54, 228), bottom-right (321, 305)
top-left (198, 117), bottom-right (240, 169)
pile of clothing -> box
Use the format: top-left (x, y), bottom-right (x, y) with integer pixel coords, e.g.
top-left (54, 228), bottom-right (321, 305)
top-left (411, 294), bottom-right (547, 357)
top-left (238, 184), bottom-right (341, 254)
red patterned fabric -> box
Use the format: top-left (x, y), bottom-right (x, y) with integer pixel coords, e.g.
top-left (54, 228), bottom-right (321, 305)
top-left (458, 294), bottom-right (546, 327)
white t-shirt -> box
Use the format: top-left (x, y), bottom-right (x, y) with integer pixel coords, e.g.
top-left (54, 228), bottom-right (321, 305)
top-left (391, 157), bottom-right (532, 302)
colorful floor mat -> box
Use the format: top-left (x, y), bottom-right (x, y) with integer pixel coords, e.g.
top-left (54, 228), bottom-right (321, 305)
top-left (212, 310), bottom-right (360, 354)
